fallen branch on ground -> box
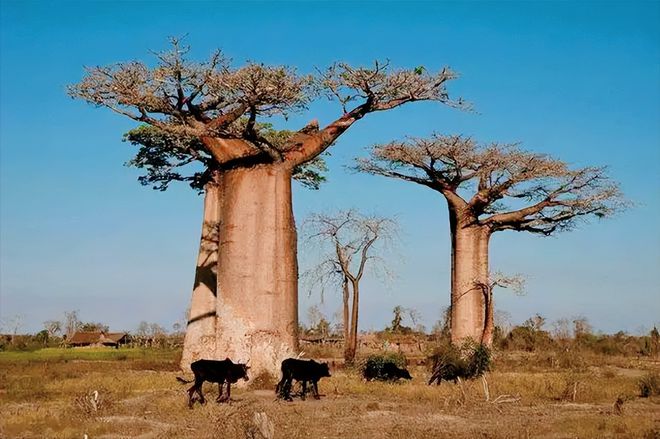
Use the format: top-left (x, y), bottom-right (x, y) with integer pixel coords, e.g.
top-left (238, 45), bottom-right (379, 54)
top-left (491, 394), bottom-right (521, 404)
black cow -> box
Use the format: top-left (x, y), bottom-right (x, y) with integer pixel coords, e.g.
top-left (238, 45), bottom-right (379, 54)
top-left (176, 358), bottom-right (249, 408)
top-left (275, 358), bottom-right (331, 401)
top-left (363, 359), bottom-right (413, 382)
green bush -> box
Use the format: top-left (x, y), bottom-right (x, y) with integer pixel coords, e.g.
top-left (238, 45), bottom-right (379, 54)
top-left (361, 353), bottom-right (411, 381)
top-left (361, 352), bottom-right (407, 370)
top-left (427, 341), bottom-right (491, 385)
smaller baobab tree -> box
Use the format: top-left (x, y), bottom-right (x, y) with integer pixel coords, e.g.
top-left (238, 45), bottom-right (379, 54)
top-left (302, 210), bottom-right (398, 363)
top-left (356, 135), bottom-right (626, 347)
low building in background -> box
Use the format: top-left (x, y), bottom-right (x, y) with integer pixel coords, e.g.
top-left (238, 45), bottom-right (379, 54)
top-left (66, 331), bottom-right (129, 348)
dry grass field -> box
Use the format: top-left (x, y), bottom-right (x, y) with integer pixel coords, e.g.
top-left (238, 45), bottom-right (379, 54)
top-left (1, 348), bottom-right (658, 439)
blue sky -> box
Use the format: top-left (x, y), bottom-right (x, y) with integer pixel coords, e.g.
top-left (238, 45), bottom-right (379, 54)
top-left (1, 1), bottom-right (658, 335)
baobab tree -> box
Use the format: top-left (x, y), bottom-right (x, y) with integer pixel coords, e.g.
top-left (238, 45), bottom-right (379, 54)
top-left (69, 38), bottom-right (462, 375)
top-left (302, 210), bottom-right (397, 363)
top-left (124, 123), bottom-right (327, 368)
top-left (356, 134), bottom-right (625, 346)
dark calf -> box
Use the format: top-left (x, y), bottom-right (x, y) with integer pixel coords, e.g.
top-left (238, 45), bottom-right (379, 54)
top-left (177, 358), bottom-right (249, 408)
top-left (276, 358), bottom-right (331, 401)
top-left (363, 359), bottom-right (413, 382)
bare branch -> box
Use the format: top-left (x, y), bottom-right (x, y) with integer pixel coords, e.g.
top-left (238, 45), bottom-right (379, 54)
top-left (285, 62), bottom-right (464, 166)
top-left (70, 40), bottom-right (462, 173)
top-left (357, 134), bottom-right (627, 235)
top-left (300, 210), bottom-right (399, 291)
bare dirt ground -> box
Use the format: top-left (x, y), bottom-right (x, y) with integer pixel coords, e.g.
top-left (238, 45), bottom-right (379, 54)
top-left (1, 350), bottom-right (658, 438)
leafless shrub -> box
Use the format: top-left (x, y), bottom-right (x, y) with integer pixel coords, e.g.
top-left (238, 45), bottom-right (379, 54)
top-left (558, 372), bottom-right (585, 402)
top-left (73, 389), bottom-right (112, 419)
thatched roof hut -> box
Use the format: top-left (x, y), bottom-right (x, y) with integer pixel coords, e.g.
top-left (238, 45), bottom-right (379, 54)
top-left (67, 331), bottom-right (128, 348)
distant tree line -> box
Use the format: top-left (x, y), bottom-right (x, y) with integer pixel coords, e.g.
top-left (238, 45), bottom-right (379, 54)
top-left (298, 305), bottom-right (659, 359)
top-left (1, 308), bottom-right (657, 360)
top-left (0, 311), bottom-right (185, 351)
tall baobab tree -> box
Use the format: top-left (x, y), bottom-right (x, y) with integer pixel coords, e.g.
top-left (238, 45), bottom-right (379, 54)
top-left (68, 39), bottom-right (463, 375)
top-left (356, 135), bottom-right (625, 346)
top-left (123, 123), bottom-right (327, 368)
top-left (302, 210), bottom-right (397, 363)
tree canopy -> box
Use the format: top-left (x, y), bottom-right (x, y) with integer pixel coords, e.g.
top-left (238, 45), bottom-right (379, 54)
top-left (69, 38), bottom-right (464, 174)
top-left (356, 134), bottom-right (626, 235)
top-left (301, 210), bottom-right (398, 294)
top-left (123, 123), bottom-right (328, 191)
top-left (301, 209), bottom-right (398, 362)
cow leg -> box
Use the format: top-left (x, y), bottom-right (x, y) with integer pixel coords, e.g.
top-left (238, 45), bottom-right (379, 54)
top-left (187, 385), bottom-right (197, 408)
top-left (278, 372), bottom-right (293, 401)
top-left (276, 376), bottom-right (286, 398)
top-left (196, 379), bottom-right (206, 405)
top-left (300, 380), bottom-right (307, 400)
top-left (219, 381), bottom-right (231, 403)
top-left (216, 382), bottom-right (225, 402)
top-left (283, 377), bottom-right (294, 401)
top-left (287, 379), bottom-right (295, 401)
top-left (313, 380), bottom-right (320, 400)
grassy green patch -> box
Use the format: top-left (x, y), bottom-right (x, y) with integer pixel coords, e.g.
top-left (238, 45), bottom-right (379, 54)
top-left (0, 347), bottom-right (179, 363)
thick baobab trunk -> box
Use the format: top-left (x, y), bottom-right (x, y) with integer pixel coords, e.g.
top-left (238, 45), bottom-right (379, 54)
top-left (449, 213), bottom-right (490, 345)
top-left (181, 183), bottom-right (221, 370)
top-left (214, 164), bottom-right (299, 378)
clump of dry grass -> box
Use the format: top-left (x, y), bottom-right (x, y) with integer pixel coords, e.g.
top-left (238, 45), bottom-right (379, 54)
top-left (558, 371), bottom-right (586, 402)
top-left (73, 388), bottom-right (113, 419)
top-left (428, 342), bottom-right (491, 385)
top-left (249, 371), bottom-right (279, 391)
top-left (601, 366), bottom-right (619, 379)
top-left (299, 343), bottom-right (341, 359)
top-left (638, 372), bottom-right (660, 397)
